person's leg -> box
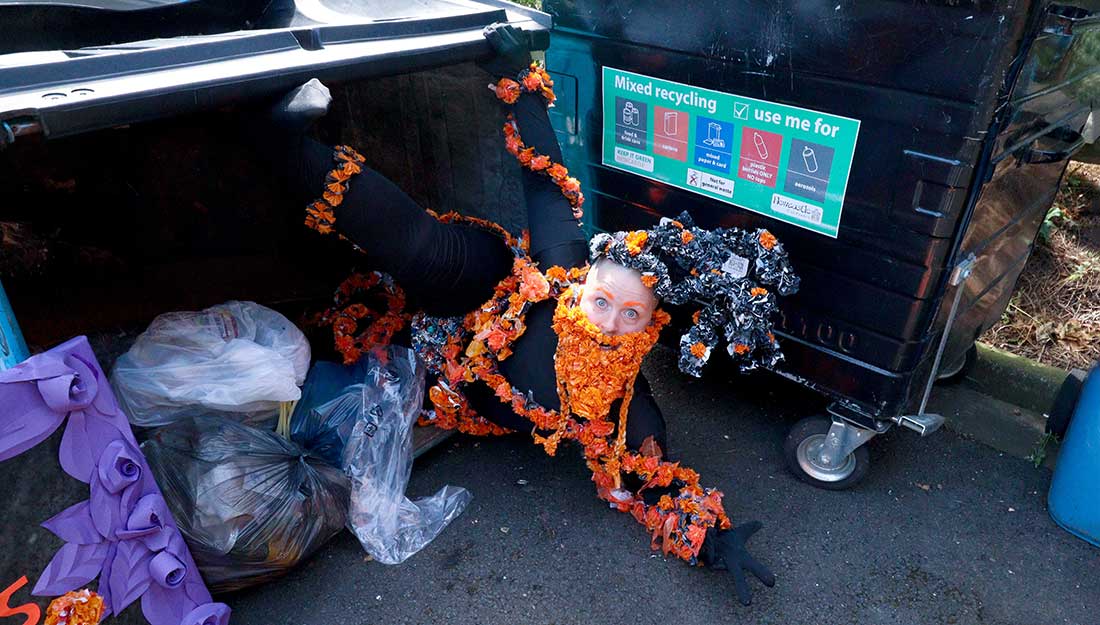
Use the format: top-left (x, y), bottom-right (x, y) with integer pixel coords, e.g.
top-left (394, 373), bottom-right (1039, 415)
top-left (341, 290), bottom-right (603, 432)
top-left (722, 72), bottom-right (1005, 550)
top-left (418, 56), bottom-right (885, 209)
top-left (329, 155), bottom-right (513, 317)
top-left (251, 80), bottom-right (514, 317)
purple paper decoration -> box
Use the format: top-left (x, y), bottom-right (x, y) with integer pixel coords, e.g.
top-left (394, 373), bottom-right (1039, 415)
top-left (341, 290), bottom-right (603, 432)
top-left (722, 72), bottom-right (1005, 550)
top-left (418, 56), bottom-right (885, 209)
top-left (0, 336), bottom-right (230, 625)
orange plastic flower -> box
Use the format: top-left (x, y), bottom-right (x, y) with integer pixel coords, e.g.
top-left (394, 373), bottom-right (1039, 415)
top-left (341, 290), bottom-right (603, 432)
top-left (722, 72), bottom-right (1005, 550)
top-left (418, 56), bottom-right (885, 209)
top-left (641, 274), bottom-right (658, 288)
top-left (545, 265), bottom-right (568, 283)
top-left (751, 287), bottom-right (768, 297)
top-left (333, 316), bottom-right (357, 336)
top-left (345, 303), bottom-right (370, 318)
top-left (529, 155), bottom-right (552, 171)
top-left (759, 230), bottom-right (778, 250)
top-left (733, 343), bottom-right (750, 355)
top-left (624, 230), bottom-right (649, 255)
top-left (681, 230), bottom-right (694, 244)
top-left (504, 134), bottom-right (523, 155)
top-left (45, 589), bottom-right (104, 625)
top-left (519, 266), bottom-right (550, 300)
top-left (690, 342), bottom-right (707, 359)
top-left (334, 145), bottom-right (366, 163)
top-left (522, 71), bottom-right (543, 92)
top-left (686, 523), bottom-right (707, 548)
top-left (328, 168), bottom-right (352, 183)
top-left (494, 78), bottom-right (522, 104)
top-left (485, 327), bottom-right (509, 351)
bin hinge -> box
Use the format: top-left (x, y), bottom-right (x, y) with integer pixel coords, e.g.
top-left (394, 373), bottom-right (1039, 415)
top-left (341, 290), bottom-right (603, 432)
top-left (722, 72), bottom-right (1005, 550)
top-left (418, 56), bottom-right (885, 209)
top-left (0, 117), bottom-right (44, 149)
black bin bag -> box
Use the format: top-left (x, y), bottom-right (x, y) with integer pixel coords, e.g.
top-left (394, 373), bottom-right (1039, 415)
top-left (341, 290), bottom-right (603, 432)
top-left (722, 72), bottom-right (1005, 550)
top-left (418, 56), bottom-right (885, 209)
top-left (142, 416), bottom-right (350, 593)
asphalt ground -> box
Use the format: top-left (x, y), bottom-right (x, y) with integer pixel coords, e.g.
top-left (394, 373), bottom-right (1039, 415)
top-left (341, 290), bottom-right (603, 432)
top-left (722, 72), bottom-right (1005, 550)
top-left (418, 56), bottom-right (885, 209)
top-left (3, 341), bottom-right (1096, 625)
top-left (214, 345), bottom-right (1099, 625)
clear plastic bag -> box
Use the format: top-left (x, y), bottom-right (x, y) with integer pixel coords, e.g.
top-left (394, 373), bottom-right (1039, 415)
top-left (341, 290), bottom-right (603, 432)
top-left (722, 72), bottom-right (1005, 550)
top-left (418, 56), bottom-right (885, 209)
top-left (343, 346), bottom-right (471, 564)
top-left (111, 301), bottom-right (311, 428)
top-left (142, 416), bottom-right (349, 593)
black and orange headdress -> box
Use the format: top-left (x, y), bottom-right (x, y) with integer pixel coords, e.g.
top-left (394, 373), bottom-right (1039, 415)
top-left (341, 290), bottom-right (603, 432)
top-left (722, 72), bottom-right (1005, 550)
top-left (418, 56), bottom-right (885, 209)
top-left (589, 212), bottom-right (800, 377)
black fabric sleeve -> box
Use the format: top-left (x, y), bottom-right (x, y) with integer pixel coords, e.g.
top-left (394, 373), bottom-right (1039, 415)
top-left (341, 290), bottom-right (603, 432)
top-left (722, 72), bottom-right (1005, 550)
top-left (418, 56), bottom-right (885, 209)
top-left (509, 92), bottom-right (588, 270)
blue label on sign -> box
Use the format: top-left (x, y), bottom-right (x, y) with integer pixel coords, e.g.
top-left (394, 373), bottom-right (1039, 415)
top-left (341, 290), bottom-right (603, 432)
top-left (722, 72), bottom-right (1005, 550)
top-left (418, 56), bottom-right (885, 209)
top-left (693, 116), bottom-right (733, 173)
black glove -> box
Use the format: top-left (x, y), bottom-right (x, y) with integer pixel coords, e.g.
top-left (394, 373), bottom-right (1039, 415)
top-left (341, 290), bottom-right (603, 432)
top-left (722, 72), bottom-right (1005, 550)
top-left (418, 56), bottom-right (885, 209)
top-left (704, 522), bottom-right (776, 606)
top-left (479, 22), bottom-right (533, 78)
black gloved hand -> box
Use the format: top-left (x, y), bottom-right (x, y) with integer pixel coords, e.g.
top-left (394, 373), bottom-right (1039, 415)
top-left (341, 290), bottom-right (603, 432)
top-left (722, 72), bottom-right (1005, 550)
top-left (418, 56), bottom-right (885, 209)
top-left (479, 22), bottom-right (533, 78)
top-left (704, 522), bottom-right (776, 606)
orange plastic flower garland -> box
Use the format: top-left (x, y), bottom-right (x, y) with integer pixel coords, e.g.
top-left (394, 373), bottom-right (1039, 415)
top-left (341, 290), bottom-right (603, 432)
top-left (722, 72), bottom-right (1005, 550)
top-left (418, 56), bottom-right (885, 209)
top-left (493, 61), bottom-right (584, 221)
top-left (491, 61), bottom-right (556, 106)
top-left (44, 589), bottom-right (105, 625)
top-left (304, 145), bottom-right (366, 240)
top-left (312, 271), bottom-right (408, 365)
top-left (501, 118), bottom-right (585, 220)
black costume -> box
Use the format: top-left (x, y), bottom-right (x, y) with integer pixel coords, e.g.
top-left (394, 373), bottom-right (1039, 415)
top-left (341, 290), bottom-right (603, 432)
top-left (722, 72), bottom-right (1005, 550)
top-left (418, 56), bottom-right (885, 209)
top-left (255, 23), bottom-right (777, 603)
top-left (271, 86), bottom-right (672, 455)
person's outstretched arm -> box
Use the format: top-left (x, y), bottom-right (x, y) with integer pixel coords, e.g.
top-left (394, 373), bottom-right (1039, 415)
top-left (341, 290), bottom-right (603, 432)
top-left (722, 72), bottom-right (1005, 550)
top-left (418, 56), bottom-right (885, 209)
top-left (481, 24), bottom-right (587, 271)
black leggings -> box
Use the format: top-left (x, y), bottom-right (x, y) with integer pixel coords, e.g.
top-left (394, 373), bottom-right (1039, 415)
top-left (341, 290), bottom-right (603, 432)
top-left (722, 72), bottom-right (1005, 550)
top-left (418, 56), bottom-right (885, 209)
top-left (276, 92), bottom-right (669, 453)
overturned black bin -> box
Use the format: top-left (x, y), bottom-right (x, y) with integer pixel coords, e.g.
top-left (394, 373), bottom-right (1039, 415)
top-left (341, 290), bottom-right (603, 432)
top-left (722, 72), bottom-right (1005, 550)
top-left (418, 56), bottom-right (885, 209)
top-left (544, 0), bottom-right (1099, 487)
top-left (0, 3), bottom-right (551, 611)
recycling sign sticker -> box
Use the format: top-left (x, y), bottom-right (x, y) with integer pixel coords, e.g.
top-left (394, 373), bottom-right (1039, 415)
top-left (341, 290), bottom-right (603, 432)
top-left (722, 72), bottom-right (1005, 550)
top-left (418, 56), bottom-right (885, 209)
top-left (601, 66), bottom-right (860, 238)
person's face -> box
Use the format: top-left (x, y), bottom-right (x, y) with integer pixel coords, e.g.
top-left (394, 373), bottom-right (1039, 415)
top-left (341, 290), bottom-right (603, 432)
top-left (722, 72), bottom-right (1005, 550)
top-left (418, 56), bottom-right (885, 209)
top-left (580, 261), bottom-right (657, 336)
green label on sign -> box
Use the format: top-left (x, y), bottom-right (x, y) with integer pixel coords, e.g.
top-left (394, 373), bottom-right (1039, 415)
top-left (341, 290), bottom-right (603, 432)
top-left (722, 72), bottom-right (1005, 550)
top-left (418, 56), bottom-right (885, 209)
top-left (601, 67), bottom-right (860, 238)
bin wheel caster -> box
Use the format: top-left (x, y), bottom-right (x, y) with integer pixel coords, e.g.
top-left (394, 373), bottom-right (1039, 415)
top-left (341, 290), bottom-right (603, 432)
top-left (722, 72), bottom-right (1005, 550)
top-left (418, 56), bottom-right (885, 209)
top-left (784, 415), bottom-right (871, 490)
top-left (937, 343), bottom-right (978, 383)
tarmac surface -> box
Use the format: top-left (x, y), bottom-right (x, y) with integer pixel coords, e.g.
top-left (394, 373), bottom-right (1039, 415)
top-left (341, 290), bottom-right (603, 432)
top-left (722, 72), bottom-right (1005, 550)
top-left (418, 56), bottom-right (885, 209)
top-left (2, 341), bottom-right (1096, 625)
top-left (215, 346), bottom-right (1098, 625)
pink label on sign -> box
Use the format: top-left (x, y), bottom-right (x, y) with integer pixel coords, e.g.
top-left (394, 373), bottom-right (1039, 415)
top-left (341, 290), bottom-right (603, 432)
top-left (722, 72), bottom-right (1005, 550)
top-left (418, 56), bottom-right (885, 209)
top-left (652, 106), bottom-right (689, 162)
top-left (738, 127), bottom-right (782, 187)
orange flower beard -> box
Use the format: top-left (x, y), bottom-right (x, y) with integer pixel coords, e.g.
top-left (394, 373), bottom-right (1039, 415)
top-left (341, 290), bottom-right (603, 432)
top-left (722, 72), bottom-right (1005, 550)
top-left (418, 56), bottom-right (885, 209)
top-left (551, 287), bottom-right (669, 422)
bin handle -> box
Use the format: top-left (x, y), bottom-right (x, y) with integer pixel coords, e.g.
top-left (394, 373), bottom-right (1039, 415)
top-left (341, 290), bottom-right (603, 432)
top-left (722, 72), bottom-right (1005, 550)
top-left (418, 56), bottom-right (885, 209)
top-left (1045, 4), bottom-right (1100, 36)
top-left (1023, 126), bottom-right (1086, 164)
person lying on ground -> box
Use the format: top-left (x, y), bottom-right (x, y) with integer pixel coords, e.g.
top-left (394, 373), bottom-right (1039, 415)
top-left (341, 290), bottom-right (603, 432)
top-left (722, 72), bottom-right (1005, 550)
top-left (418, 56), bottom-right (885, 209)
top-left (249, 23), bottom-right (799, 606)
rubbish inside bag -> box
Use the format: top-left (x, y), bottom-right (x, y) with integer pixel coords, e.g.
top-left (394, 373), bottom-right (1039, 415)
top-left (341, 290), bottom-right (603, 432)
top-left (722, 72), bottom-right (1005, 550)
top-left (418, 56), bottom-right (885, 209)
top-left (142, 415), bottom-right (349, 593)
top-left (111, 301), bottom-right (311, 428)
top-left (289, 360), bottom-right (372, 467)
top-left (343, 346), bottom-right (471, 564)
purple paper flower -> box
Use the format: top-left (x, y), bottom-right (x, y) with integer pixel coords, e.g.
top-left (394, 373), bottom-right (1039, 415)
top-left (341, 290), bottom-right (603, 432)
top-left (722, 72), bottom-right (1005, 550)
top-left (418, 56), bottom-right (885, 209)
top-left (41, 355), bottom-right (96, 411)
top-left (90, 439), bottom-right (147, 539)
top-left (117, 493), bottom-right (173, 551)
top-left (0, 352), bottom-right (93, 463)
top-left (141, 529), bottom-right (217, 625)
top-left (182, 602), bottom-right (232, 625)
top-left (98, 440), bottom-right (143, 493)
top-left (150, 551), bottom-right (187, 589)
top-left (4, 336), bottom-right (222, 625)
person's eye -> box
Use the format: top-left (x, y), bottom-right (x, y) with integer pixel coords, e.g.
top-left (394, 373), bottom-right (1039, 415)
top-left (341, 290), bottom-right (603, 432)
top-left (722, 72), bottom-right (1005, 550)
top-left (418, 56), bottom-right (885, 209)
top-left (595, 298), bottom-right (609, 309)
top-left (624, 309), bottom-right (639, 320)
